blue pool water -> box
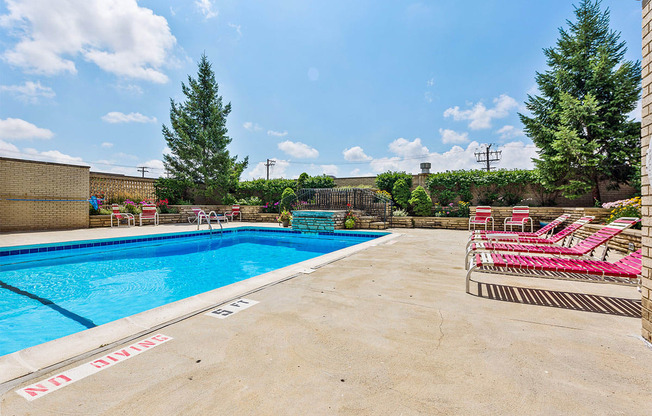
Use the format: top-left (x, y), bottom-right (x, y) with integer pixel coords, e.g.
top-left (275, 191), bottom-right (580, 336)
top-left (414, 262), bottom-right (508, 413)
top-left (0, 228), bottom-right (383, 357)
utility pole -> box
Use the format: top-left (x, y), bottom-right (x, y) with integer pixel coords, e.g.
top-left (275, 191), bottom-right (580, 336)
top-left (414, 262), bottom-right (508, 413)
top-left (474, 144), bottom-right (502, 172)
top-left (264, 159), bottom-right (276, 180)
top-left (137, 166), bottom-right (150, 178)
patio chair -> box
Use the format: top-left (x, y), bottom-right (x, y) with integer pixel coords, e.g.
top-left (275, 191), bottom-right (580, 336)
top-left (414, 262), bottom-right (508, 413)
top-left (110, 203), bottom-right (135, 227)
top-left (503, 206), bottom-right (533, 232)
top-left (470, 213), bottom-right (570, 241)
top-left (469, 206), bottom-right (494, 231)
top-left (467, 214), bottom-right (581, 250)
top-left (139, 204), bottom-right (159, 226)
top-left (224, 204), bottom-right (241, 222)
top-left (466, 249), bottom-right (642, 293)
top-left (465, 217), bottom-right (639, 269)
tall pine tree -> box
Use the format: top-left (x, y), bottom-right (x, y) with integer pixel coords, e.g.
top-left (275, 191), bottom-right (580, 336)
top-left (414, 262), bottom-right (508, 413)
top-left (519, 0), bottom-right (640, 201)
top-left (163, 54), bottom-right (248, 202)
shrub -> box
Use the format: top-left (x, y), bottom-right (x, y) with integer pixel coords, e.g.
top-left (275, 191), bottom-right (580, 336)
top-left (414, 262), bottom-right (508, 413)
top-left (236, 196), bottom-right (263, 206)
top-left (280, 187), bottom-right (296, 209)
top-left (303, 175), bottom-right (335, 189)
top-left (603, 197), bottom-right (641, 228)
top-left (409, 186), bottom-right (432, 216)
top-left (392, 178), bottom-right (411, 210)
top-left (375, 190), bottom-right (392, 201)
top-left (376, 171), bottom-right (412, 195)
top-left (345, 218), bottom-right (355, 229)
top-left (392, 208), bottom-right (408, 217)
top-left (154, 178), bottom-right (191, 204)
top-left (296, 172), bottom-right (309, 190)
top-left (123, 199), bottom-right (141, 214)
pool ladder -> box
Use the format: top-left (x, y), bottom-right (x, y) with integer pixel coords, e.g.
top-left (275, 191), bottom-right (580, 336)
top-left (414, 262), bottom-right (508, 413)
top-left (197, 211), bottom-right (223, 237)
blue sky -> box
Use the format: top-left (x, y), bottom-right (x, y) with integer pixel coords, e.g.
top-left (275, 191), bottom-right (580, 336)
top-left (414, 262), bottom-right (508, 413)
top-left (0, 0), bottom-right (643, 179)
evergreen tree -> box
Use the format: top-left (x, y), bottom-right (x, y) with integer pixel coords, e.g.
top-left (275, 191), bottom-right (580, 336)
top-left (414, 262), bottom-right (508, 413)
top-left (163, 54), bottom-right (248, 202)
top-left (519, 0), bottom-right (640, 201)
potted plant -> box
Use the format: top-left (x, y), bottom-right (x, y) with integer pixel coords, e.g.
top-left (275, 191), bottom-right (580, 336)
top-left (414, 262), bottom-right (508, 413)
top-left (344, 204), bottom-right (358, 229)
top-left (277, 210), bottom-right (292, 227)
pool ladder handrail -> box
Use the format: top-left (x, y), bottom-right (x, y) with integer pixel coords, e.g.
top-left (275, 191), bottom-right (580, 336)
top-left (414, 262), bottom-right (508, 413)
top-left (197, 211), bottom-right (223, 237)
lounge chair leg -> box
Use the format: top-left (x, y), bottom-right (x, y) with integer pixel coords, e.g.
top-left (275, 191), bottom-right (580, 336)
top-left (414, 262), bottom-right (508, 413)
top-left (464, 250), bottom-right (474, 270)
top-left (466, 266), bottom-right (477, 293)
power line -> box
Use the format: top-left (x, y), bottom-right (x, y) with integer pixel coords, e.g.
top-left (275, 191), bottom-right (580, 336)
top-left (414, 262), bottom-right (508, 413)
top-left (137, 166), bottom-right (150, 177)
top-left (474, 143), bottom-right (502, 172)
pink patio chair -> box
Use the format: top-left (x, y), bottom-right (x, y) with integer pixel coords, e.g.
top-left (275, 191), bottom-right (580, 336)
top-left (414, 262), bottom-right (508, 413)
top-left (469, 206), bottom-right (494, 231)
top-left (467, 214), bottom-right (577, 250)
top-left (471, 213), bottom-right (570, 241)
top-left (465, 217), bottom-right (639, 269)
top-left (503, 206), bottom-right (533, 232)
top-left (110, 203), bottom-right (135, 227)
top-left (466, 249), bottom-right (642, 293)
top-left (224, 204), bottom-right (241, 222)
top-left (139, 204), bottom-right (159, 226)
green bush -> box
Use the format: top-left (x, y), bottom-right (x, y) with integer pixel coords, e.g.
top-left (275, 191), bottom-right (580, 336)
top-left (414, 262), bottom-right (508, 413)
top-left (280, 187), bottom-right (297, 209)
top-left (154, 178), bottom-right (191, 204)
top-left (392, 178), bottom-right (411, 210)
top-left (376, 171), bottom-right (412, 195)
top-left (408, 186), bottom-right (432, 216)
top-left (236, 196), bottom-right (263, 206)
top-left (303, 175), bottom-right (335, 189)
top-left (296, 172), bottom-right (309, 191)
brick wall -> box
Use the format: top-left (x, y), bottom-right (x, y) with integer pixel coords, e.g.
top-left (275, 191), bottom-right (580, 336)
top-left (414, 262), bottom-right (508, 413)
top-left (0, 157), bottom-right (89, 231)
top-left (641, 0), bottom-right (652, 343)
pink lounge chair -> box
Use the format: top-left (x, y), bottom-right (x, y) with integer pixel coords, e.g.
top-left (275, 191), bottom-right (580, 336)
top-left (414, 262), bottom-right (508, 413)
top-left (110, 203), bottom-right (135, 227)
top-left (139, 204), bottom-right (159, 226)
top-left (224, 204), bottom-right (241, 222)
top-left (469, 206), bottom-right (494, 231)
top-left (466, 214), bottom-right (580, 250)
top-left (470, 213), bottom-right (570, 241)
top-left (465, 217), bottom-right (639, 269)
top-left (465, 249), bottom-right (642, 292)
top-left (503, 206), bottom-right (533, 232)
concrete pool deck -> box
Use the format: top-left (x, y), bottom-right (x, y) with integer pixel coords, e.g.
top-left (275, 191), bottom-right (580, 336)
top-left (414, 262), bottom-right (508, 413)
top-left (1, 226), bottom-right (651, 414)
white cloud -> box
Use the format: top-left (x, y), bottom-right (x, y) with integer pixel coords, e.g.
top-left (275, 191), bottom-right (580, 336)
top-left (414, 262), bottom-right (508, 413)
top-left (0, 118), bottom-right (54, 140)
top-left (427, 78), bottom-right (435, 87)
top-left (243, 121), bottom-right (262, 131)
top-left (0, 139), bottom-right (88, 166)
top-left (496, 125), bottom-right (525, 140)
top-left (343, 146), bottom-right (372, 161)
top-left (388, 137), bottom-right (429, 158)
top-left (443, 94), bottom-right (519, 130)
top-left (101, 112), bottom-right (157, 124)
top-left (278, 140), bottom-right (319, 159)
top-left (1, 0), bottom-right (176, 83)
top-left (320, 164), bottom-right (338, 176)
top-left (267, 130), bottom-right (288, 137)
top-left (307, 67), bottom-right (319, 81)
top-left (196, 0), bottom-right (218, 19)
top-left (368, 140), bottom-right (537, 174)
top-left (101, 142), bottom-right (113, 149)
top-left (439, 128), bottom-right (469, 144)
top-left (228, 23), bottom-right (242, 37)
top-left (246, 158), bottom-right (290, 179)
top-left (0, 81), bottom-right (55, 103)
top-left (424, 92), bottom-right (433, 103)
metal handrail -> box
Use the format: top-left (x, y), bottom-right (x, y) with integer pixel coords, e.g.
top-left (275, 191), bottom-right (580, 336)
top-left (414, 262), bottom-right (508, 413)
top-left (197, 210), bottom-right (223, 237)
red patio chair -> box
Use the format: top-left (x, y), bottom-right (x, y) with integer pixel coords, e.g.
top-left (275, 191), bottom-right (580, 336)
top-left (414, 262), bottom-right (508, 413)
top-left (224, 204), bottom-right (241, 222)
top-left (110, 203), bottom-right (135, 227)
top-left (465, 217), bottom-right (639, 269)
top-left (466, 249), bottom-right (642, 292)
top-left (469, 206), bottom-right (494, 231)
top-left (139, 204), bottom-right (159, 226)
top-left (503, 206), bottom-right (533, 232)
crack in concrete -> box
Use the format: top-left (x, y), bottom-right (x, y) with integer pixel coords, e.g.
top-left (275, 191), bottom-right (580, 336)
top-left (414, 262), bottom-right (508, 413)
top-left (436, 309), bottom-right (444, 349)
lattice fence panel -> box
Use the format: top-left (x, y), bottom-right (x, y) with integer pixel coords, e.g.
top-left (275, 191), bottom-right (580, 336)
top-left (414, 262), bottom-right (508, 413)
top-left (89, 173), bottom-right (156, 202)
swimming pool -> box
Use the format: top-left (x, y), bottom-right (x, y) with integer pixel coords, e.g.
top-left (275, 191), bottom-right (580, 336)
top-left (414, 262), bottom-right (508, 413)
top-left (0, 227), bottom-right (385, 357)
